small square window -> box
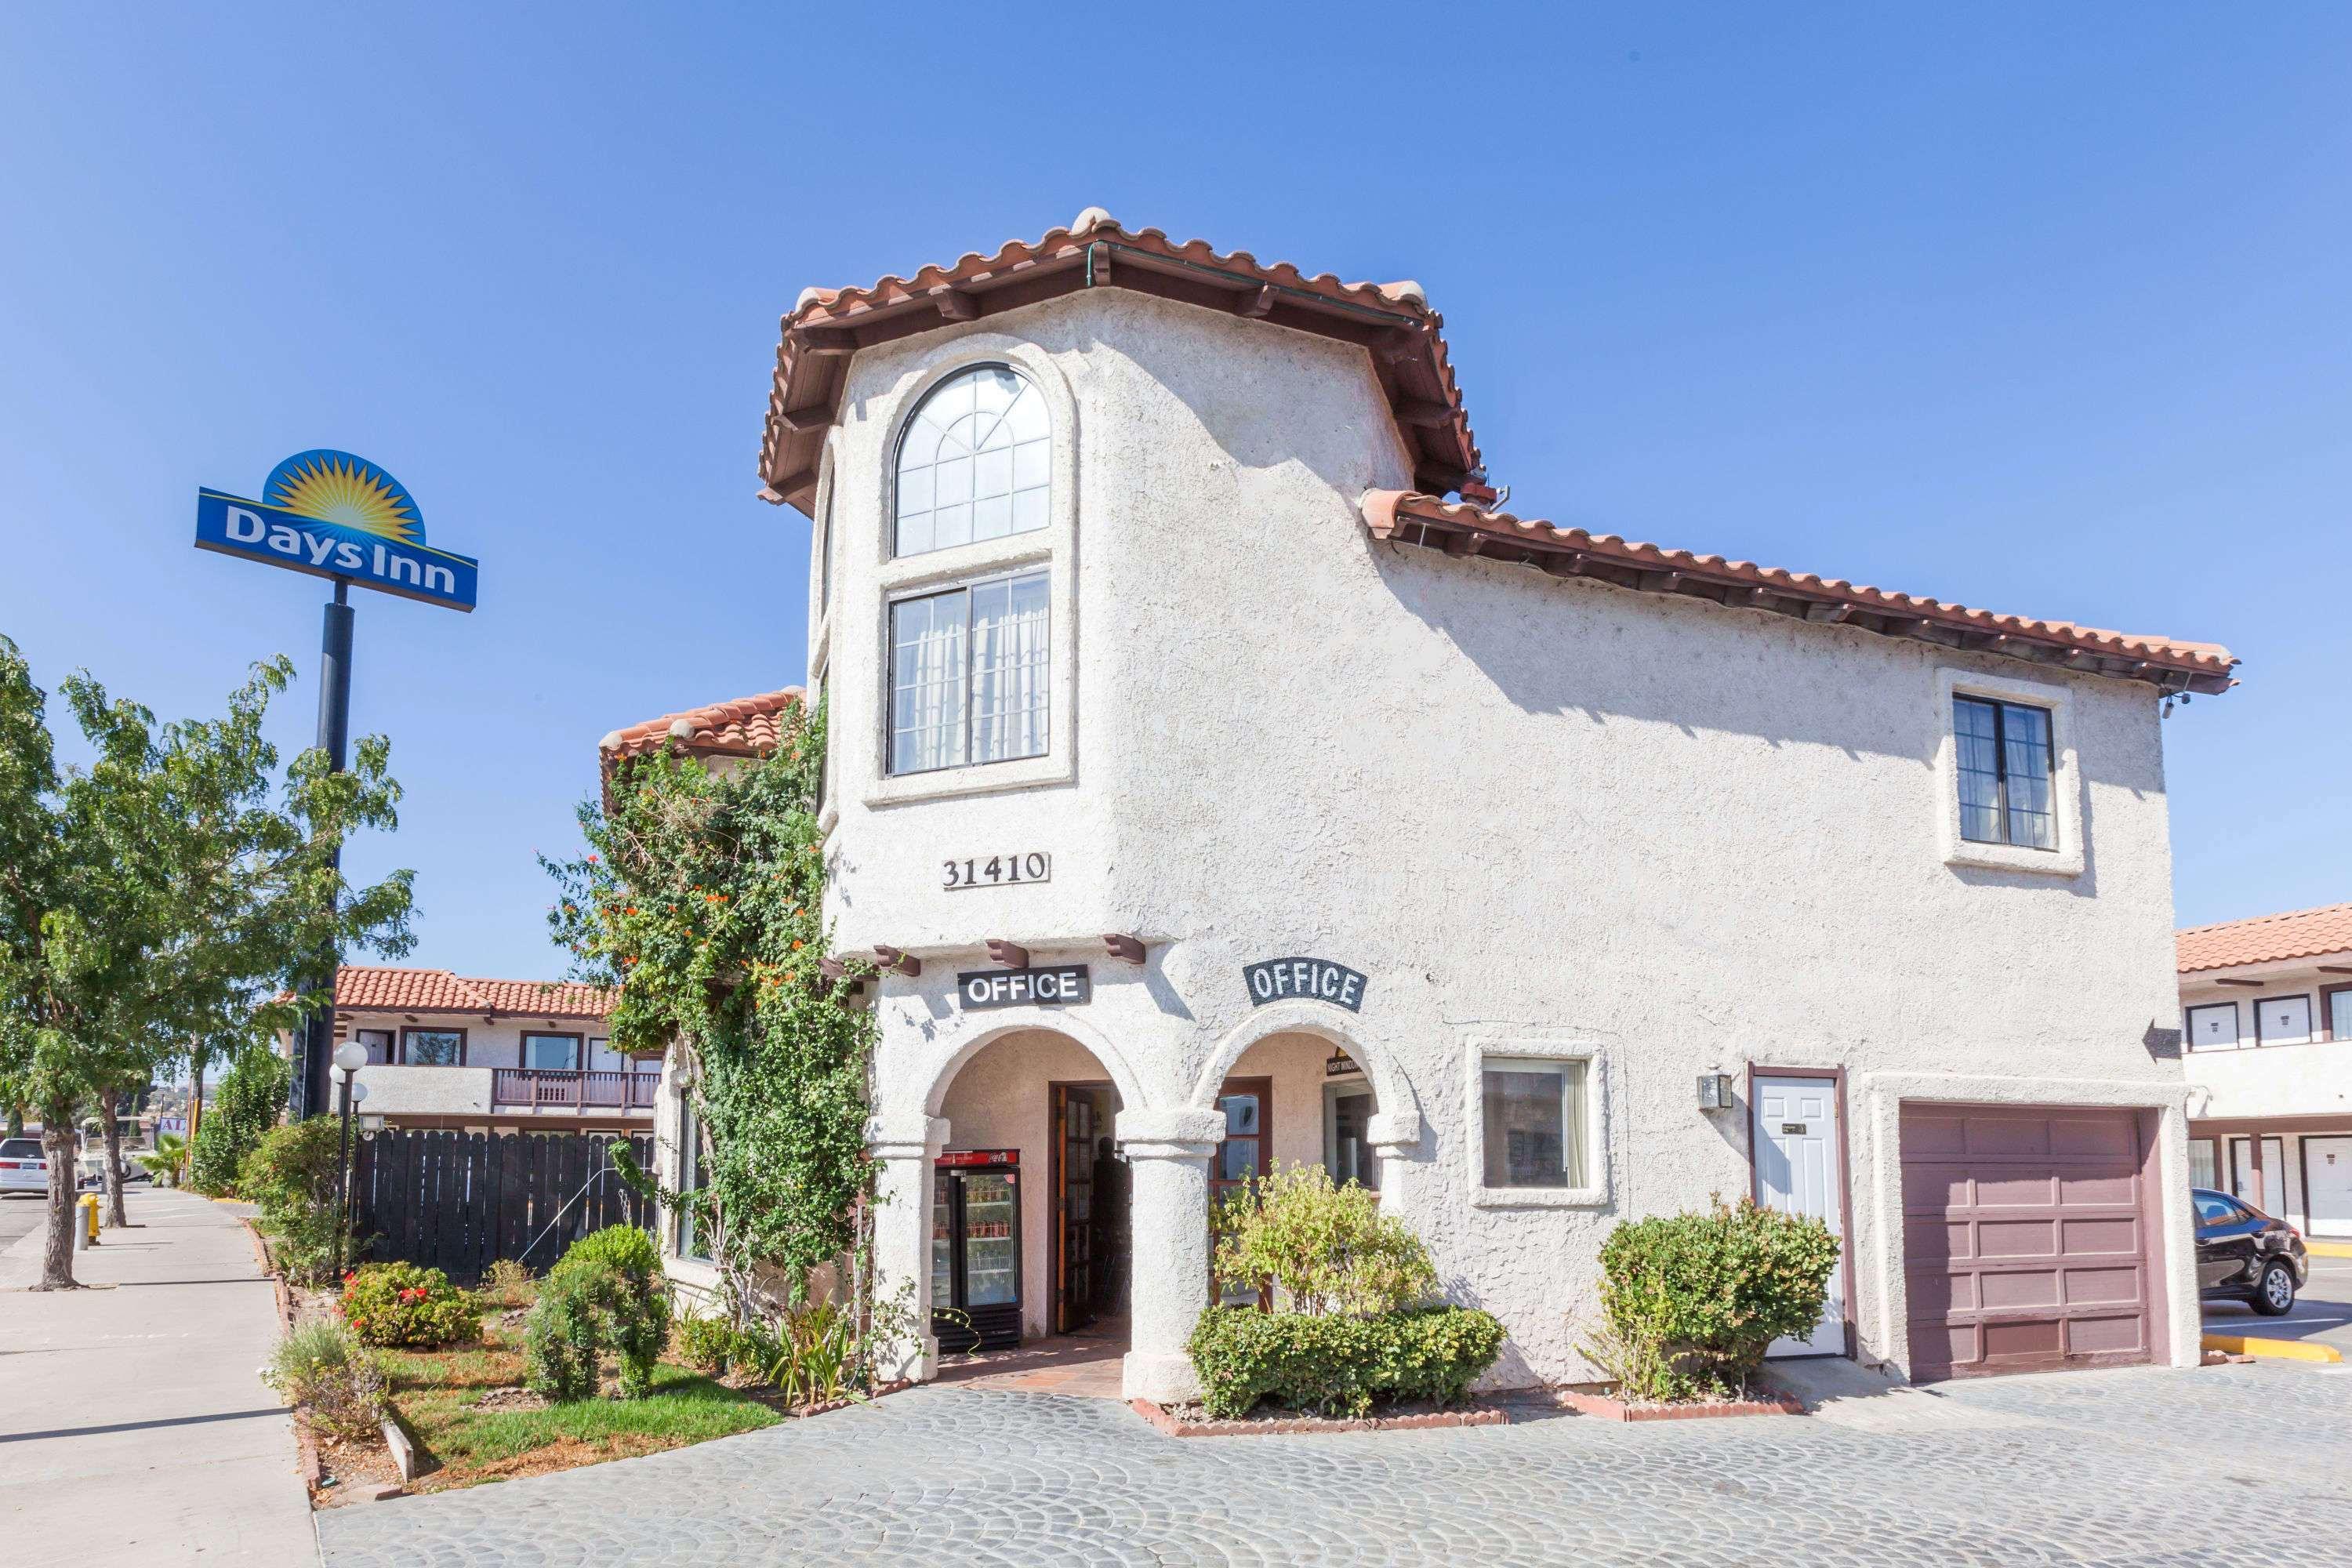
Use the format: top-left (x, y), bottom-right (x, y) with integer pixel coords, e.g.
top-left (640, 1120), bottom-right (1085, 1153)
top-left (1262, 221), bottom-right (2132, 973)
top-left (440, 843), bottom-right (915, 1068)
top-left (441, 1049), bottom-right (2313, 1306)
top-left (1480, 1059), bottom-right (1589, 1189)
top-left (2184, 1003), bottom-right (2241, 1052)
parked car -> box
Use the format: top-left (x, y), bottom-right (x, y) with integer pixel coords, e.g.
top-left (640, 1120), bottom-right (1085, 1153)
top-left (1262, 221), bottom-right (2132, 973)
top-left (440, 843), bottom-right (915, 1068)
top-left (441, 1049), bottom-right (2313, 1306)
top-left (0, 1136), bottom-right (49, 1196)
top-left (2193, 1187), bottom-right (2307, 1316)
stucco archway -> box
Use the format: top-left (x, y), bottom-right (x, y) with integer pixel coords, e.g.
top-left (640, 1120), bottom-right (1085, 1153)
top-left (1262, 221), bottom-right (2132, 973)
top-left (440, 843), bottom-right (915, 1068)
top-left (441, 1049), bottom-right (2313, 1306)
top-left (1188, 1000), bottom-right (1422, 1129)
top-left (906, 1005), bottom-right (1157, 1127)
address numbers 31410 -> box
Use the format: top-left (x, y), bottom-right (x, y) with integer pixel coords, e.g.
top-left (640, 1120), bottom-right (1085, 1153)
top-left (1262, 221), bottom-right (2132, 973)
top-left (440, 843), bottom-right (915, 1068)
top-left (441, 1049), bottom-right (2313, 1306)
top-left (942, 852), bottom-right (1051, 891)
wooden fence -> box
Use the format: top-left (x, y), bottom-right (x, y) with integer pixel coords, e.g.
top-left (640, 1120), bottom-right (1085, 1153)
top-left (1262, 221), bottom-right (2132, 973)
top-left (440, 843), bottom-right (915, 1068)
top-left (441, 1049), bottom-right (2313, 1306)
top-left (350, 1129), bottom-right (656, 1281)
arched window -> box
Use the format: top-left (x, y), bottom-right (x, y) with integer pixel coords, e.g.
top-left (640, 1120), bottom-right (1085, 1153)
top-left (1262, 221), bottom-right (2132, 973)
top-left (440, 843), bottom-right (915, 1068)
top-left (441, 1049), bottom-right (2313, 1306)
top-left (892, 365), bottom-right (1051, 557)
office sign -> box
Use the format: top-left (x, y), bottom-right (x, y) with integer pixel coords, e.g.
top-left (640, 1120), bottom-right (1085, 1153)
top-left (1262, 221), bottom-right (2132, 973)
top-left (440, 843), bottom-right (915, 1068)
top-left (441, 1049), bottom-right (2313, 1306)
top-left (1243, 957), bottom-right (1367, 1013)
top-left (196, 450), bottom-right (478, 611)
top-left (957, 964), bottom-right (1091, 1011)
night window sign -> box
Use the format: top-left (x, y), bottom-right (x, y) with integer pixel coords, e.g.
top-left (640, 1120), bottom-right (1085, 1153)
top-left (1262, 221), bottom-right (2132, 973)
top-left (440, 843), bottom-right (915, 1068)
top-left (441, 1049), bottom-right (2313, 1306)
top-left (957, 965), bottom-right (1091, 1011)
top-left (1243, 958), bottom-right (1367, 1013)
top-left (195, 450), bottom-right (478, 612)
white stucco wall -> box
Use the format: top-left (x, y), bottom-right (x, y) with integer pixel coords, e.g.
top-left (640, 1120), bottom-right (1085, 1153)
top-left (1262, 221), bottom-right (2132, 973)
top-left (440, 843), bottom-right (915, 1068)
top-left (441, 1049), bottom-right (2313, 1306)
top-left (800, 286), bottom-right (2196, 1392)
top-left (2180, 961), bottom-right (2352, 1122)
top-left (339, 1008), bottom-right (641, 1125)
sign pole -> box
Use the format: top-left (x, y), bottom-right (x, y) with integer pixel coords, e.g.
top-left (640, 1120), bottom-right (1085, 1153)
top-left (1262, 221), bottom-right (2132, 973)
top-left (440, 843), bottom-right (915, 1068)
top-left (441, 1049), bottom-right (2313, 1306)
top-left (296, 580), bottom-right (354, 1121)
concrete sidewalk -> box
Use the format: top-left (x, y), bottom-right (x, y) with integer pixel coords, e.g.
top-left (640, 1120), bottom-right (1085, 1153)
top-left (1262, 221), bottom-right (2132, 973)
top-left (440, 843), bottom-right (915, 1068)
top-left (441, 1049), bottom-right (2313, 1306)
top-left (0, 1186), bottom-right (318, 1565)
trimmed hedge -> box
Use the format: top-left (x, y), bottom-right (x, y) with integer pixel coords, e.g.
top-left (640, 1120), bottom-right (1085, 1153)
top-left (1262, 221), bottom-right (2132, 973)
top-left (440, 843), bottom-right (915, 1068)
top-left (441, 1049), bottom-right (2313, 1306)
top-left (524, 1225), bottom-right (670, 1401)
top-left (1186, 1305), bottom-right (1504, 1420)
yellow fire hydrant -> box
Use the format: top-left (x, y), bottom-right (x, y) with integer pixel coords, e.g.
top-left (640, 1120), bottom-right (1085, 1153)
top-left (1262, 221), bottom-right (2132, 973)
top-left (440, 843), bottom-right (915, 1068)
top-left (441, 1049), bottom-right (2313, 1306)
top-left (76, 1192), bottom-right (100, 1249)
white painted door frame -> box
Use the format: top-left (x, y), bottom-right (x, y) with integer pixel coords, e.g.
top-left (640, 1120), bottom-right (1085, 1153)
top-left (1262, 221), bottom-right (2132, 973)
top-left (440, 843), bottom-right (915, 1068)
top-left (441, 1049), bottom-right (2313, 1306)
top-left (1750, 1069), bottom-right (1853, 1359)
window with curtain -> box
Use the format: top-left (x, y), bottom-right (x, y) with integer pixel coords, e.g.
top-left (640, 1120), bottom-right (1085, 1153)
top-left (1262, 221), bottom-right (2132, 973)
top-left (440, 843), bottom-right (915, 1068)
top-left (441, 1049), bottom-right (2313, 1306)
top-left (893, 365), bottom-right (1050, 557)
top-left (889, 569), bottom-right (1049, 775)
top-left (1480, 1058), bottom-right (1588, 1189)
top-left (1954, 695), bottom-right (2056, 849)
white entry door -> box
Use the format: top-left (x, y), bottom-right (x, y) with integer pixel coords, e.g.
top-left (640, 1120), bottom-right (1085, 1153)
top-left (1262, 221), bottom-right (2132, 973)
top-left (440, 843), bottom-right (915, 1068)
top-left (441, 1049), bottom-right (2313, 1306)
top-left (1753, 1074), bottom-right (1847, 1358)
top-left (2229, 1136), bottom-right (2288, 1218)
top-left (2305, 1138), bottom-right (2352, 1238)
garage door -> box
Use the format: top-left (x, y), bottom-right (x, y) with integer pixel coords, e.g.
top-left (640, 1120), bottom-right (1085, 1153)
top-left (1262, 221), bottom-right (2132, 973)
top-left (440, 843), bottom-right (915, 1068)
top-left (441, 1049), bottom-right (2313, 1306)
top-left (1900, 1105), bottom-right (2152, 1381)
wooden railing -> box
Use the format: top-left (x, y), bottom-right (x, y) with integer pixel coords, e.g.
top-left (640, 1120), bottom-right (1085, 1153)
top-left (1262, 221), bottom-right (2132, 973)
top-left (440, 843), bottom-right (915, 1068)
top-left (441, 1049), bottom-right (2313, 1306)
top-left (489, 1068), bottom-right (659, 1112)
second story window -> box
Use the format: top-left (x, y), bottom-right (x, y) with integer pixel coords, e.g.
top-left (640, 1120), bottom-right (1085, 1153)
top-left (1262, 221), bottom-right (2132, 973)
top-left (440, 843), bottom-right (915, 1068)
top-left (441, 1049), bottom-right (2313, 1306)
top-left (890, 569), bottom-right (1049, 775)
top-left (893, 365), bottom-right (1050, 557)
top-left (1954, 695), bottom-right (2055, 850)
top-left (401, 1028), bottom-right (464, 1066)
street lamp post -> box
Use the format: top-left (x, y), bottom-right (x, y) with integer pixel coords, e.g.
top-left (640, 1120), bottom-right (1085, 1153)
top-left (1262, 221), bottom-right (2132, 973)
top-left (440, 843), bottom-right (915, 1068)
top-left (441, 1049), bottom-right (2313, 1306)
top-left (331, 1041), bottom-right (368, 1276)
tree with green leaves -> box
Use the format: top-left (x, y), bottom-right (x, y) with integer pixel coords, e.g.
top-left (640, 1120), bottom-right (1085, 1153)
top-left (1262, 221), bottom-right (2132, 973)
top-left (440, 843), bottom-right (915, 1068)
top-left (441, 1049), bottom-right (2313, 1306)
top-left (543, 699), bottom-right (877, 1317)
top-left (0, 635), bottom-right (415, 1290)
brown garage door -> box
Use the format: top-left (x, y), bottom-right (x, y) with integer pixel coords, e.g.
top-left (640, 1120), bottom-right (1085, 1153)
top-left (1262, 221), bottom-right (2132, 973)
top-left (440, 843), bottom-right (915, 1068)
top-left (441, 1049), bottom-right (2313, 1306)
top-left (1900, 1105), bottom-right (2154, 1380)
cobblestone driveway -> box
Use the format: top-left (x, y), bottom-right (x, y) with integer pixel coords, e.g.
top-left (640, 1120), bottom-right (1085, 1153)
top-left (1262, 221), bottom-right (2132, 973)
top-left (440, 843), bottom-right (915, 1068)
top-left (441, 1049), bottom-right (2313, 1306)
top-left (320, 1363), bottom-right (2352, 1566)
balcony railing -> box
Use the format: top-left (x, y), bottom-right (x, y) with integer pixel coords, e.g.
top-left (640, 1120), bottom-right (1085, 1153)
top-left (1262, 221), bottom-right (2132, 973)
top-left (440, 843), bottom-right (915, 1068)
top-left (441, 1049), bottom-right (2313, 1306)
top-left (490, 1068), bottom-right (659, 1112)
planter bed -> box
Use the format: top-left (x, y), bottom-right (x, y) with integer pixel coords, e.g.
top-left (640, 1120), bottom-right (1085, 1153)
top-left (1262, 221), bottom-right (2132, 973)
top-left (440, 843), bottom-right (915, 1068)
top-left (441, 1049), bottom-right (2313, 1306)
top-left (1542, 1386), bottom-right (1802, 1422)
top-left (1131, 1398), bottom-right (1512, 1437)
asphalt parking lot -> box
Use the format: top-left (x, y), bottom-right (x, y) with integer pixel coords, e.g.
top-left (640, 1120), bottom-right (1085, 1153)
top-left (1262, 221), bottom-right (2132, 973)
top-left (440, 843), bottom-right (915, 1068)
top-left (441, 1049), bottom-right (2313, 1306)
top-left (0, 1192), bottom-right (46, 1251)
top-left (2205, 1251), bottom-right (2352, 1356)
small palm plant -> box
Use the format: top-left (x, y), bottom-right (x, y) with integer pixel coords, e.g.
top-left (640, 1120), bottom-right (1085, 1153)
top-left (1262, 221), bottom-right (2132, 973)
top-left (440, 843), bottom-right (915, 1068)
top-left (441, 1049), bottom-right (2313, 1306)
top-left (136, 1132), bottom-right (189, 1189)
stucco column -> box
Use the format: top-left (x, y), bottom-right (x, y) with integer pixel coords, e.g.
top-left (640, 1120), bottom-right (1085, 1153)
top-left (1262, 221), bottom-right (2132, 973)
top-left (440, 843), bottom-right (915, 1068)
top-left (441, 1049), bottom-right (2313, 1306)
top-left (869, 1116), bottom-right (949, 1383)
top-left (1366, 1109), bottom-right (1423, 1218)
top-left (1117, 1107), bottom-right (1227, 1403)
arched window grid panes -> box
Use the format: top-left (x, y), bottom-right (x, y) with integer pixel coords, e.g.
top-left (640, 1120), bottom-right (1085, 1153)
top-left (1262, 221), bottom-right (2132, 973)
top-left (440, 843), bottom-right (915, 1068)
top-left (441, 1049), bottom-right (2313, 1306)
top-left (892, 365), bottom-right (1051, 558)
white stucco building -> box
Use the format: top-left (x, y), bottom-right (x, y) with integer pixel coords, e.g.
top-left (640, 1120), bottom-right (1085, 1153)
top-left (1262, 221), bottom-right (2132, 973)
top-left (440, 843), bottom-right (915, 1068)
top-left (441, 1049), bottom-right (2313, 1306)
top-left (2178, 903), bottom-right (2352, 1231)
top-left (637, 210), bottom-right (2238, 1396)
top-left (291, 965), bottom-right (649, 1134)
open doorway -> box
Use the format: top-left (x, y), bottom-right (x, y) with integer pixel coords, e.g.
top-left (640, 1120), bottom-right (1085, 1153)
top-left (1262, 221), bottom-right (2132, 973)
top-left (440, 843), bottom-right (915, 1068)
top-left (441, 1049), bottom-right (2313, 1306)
top-left (1048, 1082), bottom-right (1126, 1337)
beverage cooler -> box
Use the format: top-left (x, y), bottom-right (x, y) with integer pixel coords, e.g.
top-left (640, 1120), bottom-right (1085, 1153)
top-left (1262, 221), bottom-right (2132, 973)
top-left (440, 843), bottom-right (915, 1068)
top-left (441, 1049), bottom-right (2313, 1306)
top-left (931, 1149), bottom-right (1022, 1353)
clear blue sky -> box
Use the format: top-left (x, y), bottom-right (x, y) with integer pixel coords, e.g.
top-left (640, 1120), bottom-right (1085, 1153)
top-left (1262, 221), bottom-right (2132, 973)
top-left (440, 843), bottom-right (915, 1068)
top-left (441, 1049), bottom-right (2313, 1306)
top-left (2, 6), bottom-right (2345, 978)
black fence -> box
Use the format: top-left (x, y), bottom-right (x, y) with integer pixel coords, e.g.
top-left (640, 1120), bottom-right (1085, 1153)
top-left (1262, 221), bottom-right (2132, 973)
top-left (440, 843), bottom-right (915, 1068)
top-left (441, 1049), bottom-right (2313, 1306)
top-left (350, 1129), bottom-right (656, 1281)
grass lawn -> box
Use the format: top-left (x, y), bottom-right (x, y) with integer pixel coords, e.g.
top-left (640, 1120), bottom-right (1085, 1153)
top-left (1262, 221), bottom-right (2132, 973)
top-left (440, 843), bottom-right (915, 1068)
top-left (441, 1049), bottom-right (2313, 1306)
top-left (381, 1307), bottom-right (782, 1490)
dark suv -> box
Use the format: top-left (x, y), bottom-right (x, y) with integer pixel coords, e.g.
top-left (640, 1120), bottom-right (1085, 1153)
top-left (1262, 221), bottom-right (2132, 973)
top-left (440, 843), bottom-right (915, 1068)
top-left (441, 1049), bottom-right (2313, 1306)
top-left (2193, 1188), bottom-right (2308, 1316)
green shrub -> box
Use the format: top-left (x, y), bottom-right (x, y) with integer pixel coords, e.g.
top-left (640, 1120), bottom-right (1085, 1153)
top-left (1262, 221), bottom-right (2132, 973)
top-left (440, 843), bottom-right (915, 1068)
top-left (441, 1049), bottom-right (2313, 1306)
top-left (554, 1223), bottom-right (661, 1284)
top-left (524, 1258), bottom-right (669, 1401)
top-left (1186, 1305), bottom-right (1504, 1419)
top-left (262, 1320), bottom-right (387, 1440)
top-left (672, 1311), bottom-right (735, 1375)
top-left (1584, 1196), bottom-right (1839, 1403)
top-left (341, 1262), bottom-right (481, 1348)
top-left (1211, 1162), bottom-right (1436, 1316)
top-left (190, 1047), bottom-right (288, 1196)
top-left (241, 1117), bottom-right (348, 1284)
top-left (734, 1299), bottom-right (857, 1406)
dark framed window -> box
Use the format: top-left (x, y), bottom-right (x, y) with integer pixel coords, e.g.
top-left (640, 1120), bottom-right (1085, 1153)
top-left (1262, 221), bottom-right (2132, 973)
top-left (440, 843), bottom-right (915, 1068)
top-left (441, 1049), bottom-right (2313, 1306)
top-left (522, 1032), bottom-right (582, 1071)
top-left (2325, 985), bottom-right (2352, 1043)
top-left (677, 1102), bottom-right (712, 1261)
top-left (401, 1028), bottom-right (466, 1066)
top-left (2184, 1002), bottom-right (2241, 1052)
top-left (1954, 695), bottom-right (2056, 849)
top-left (353, 1028), bottom-right (394, 1065)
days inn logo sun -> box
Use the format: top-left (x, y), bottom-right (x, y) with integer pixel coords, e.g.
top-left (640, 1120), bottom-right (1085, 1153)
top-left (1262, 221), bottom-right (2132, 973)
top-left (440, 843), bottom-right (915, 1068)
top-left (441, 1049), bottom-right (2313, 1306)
top-left (263, 450), bottom-right (423, 545)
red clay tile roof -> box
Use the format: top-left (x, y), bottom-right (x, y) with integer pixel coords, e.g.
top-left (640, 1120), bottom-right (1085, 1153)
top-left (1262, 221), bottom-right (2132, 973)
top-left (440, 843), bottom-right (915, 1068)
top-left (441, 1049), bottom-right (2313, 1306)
top-left (1363, 490), bottom-right (2238, 695)
top-left (2178, 904), bottom-right (2352, 974)
top-left (336, 966), bottom-right (613, 1019)
top-left (599, 688), bottom-right (803, 762)
top-left (758, 207), bottom-right (1482, 515)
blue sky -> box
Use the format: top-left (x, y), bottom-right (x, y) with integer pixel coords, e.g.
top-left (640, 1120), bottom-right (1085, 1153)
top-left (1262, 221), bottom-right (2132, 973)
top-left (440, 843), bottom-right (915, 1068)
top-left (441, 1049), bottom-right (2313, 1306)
top-left (2, 5), bottom-right (2345, 978)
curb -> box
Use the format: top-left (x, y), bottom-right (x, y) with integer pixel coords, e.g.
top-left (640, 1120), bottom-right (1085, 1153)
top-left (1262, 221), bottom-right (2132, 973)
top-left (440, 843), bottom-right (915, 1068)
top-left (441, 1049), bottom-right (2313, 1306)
top-left (2201, 1332), bottom-right (2343, 1364)
top-left (1129, 1397), bottom-right (1511, 1437)
top-left (2304, 1240), bottom-right (2352, 1260)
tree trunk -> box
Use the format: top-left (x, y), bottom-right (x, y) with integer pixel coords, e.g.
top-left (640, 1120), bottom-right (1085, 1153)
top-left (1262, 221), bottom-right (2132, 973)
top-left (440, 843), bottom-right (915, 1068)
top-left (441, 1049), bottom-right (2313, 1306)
top-left (100, 1087), bottom-right (129, 1228)
top-left (5, 1102), bottom-right (20, 1138)
top-left (187, 1052), bottom-right (206, 1162)
top-left (38, 1113), bottom-right (79, 1290)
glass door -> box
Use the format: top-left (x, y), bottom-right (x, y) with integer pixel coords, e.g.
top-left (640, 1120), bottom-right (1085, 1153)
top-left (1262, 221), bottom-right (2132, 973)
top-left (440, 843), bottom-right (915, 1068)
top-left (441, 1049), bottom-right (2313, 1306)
top-left (931, 1169), bottom-right (956, 1312)
top-left (961, 1171), bottom-right (1019, 1307)
top-left (1210, 1079), bottom-right (1270, 1305)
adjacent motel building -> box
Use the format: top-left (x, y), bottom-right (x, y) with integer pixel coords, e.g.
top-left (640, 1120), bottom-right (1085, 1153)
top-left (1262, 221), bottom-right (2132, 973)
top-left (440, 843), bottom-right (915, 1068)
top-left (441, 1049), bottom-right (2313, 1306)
top-left (2180, 904), bottom-right (2352, 1232)
top-left (628, 211), bottom-right (2238, 1398)
top-left (285, 966), bottom-right (649, 1137)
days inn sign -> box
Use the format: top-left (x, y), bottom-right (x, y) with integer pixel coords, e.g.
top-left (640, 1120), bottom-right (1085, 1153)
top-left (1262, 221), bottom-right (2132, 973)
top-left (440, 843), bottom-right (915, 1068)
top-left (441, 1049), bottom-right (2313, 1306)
top-left (195, 450), bottom-right (477, 612)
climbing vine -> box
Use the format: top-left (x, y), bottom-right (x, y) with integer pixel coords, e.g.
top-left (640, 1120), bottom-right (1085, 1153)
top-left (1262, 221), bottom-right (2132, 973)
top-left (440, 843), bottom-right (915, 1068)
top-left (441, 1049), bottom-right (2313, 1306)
top-left (543, 699), bottom-right (877, 1307)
